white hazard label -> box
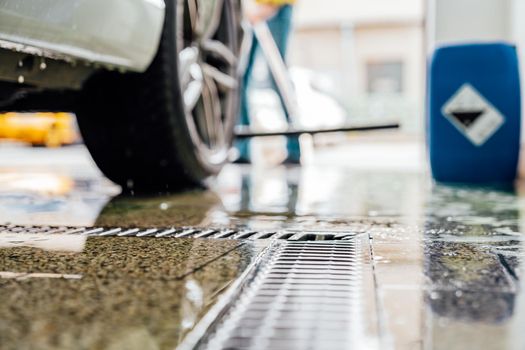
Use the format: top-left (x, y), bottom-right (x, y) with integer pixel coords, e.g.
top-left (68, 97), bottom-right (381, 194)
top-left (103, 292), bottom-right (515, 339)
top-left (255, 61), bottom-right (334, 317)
top-left (442, 83), bottom-right (505, 146)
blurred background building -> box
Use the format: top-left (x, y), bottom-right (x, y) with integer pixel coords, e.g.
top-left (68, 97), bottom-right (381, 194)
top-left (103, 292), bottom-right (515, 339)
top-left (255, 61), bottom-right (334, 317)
top-left (290, 0), bottom-right (425, 135)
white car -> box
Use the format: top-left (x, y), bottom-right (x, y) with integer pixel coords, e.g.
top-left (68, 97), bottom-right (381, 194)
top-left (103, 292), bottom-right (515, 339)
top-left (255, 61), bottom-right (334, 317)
top-left (0, 0), bottom-right (242, 191)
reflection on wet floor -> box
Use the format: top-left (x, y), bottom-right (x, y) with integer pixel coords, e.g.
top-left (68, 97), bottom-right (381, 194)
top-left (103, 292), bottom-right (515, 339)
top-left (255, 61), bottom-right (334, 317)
top-left (2, 144), bottom-right (525, 348)
top-left (0, 143), bottom-right (427, 228)
top-left (420, 186), bottom-right (525, 350)
top-left (94, 163), bottom-right (426, 232)
top-left (369, 184), bottom-right (525, 349)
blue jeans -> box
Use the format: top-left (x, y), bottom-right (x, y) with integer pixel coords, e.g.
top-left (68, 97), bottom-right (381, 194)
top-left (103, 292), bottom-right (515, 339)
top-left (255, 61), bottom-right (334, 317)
top-left (236, 5), bottom-right (301, 161)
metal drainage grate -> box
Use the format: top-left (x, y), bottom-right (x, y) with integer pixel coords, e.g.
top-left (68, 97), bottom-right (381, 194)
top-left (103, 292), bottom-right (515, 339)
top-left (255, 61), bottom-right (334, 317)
top-left (0, 224), bottom-right (356, 241)
top-left (180, 239), bottom-right (374, 350)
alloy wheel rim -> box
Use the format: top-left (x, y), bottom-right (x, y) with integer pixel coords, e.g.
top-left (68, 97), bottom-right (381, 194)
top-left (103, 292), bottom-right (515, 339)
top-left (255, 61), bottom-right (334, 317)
top-left (176, 0), bottom-right (238, 167)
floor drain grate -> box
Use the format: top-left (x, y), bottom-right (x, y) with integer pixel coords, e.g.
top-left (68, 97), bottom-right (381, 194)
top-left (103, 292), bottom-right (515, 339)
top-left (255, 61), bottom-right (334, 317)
top-left (0, 224), bottom-right (356, 241)
top-left (180, 239), bottom-right (376, 350)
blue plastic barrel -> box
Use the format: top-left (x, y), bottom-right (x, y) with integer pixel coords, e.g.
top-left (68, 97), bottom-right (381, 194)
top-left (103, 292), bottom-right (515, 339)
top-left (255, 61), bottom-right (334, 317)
top-left (428, 42), bottom-right (521, 183)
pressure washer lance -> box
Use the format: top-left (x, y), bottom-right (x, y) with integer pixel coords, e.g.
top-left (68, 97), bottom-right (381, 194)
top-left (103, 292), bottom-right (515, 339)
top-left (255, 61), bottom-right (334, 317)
top-left (234, 21), bottom-right (399, 139)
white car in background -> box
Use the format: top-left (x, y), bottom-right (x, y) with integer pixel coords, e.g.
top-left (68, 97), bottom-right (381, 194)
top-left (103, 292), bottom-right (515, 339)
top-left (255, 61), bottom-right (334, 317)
top-left (0, 0), bottom-right (242, 192)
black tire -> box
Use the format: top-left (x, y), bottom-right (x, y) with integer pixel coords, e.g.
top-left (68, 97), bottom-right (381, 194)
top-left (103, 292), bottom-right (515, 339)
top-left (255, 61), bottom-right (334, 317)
top-left (75, 0), bottom-right (239, 193)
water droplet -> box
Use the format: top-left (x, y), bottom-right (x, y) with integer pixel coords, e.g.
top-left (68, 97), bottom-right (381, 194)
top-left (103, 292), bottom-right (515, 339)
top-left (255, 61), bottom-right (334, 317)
top-left (17, 75), bottom-right (24, 84)
top-left (39, 61), bottom-right (47, 70)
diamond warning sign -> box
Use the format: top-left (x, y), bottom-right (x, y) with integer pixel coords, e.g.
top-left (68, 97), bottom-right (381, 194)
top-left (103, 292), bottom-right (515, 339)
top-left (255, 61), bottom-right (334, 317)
top-left (442, 83), bottom-right (505, 146)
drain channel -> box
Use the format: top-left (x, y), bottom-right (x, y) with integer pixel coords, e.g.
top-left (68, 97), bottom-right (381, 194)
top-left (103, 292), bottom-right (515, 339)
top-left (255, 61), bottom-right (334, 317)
top-left (180, 239), bottom-right (377, 350)
top-left (0, 224), bottom-right (356, 241)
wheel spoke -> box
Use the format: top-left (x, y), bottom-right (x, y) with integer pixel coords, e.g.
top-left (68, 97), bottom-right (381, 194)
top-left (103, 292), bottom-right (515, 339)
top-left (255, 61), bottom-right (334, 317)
top-left (179, 47), bottom-right (204, 111)
top-left (196, 0), bottom-right (224, 41)
top-left (200, 75), bottom-right (224, 147)
top-left (202, 63), bottom-right (237, 92)
top-left (184, 78), bottom-right (203, 112)
top-left (199, 84), bottom-right (215, 146)
top-left (179, 47), bottom-right (199, 85)
top-left (201, 38), bottom-right (237, 67)
top-left (187, 0), bottom-right (199, 32)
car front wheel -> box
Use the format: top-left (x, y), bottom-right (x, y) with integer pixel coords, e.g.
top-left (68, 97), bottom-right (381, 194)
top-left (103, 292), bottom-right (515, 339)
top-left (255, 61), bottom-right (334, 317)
top-left (75, 0), bottom-right (239, 192)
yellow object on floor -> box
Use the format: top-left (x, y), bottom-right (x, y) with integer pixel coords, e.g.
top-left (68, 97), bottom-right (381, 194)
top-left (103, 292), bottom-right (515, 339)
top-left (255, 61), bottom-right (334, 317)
top-left (0, 112), bottom-right (79, 147)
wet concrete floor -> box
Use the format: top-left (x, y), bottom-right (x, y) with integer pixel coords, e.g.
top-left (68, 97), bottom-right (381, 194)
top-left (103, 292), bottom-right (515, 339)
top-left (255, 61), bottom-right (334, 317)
top-left (0, 141), bottom-right (525, 349)
top-left (0, 236), bottom-right (265, 349)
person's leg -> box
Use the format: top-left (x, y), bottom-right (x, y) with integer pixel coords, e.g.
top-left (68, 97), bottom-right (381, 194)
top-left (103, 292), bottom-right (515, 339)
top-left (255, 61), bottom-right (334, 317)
top-left (266, 5), bottom-right (301, 162)
top-left (235, 34), bottom-right (259, 162)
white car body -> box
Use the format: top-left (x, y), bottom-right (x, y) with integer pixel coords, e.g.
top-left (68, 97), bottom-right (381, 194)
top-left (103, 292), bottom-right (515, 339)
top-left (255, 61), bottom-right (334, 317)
top-left (0, 0), bottom-right (165, 72)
